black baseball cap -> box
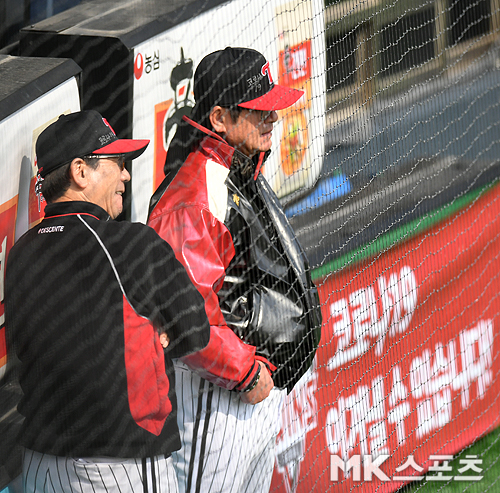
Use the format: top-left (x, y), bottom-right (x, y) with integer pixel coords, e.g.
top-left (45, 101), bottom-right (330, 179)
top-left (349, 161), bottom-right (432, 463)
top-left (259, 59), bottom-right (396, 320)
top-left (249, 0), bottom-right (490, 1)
top-left (36, 110), bottom-right (150, 178)
top-left (193, 47), bottom-right (303, 114)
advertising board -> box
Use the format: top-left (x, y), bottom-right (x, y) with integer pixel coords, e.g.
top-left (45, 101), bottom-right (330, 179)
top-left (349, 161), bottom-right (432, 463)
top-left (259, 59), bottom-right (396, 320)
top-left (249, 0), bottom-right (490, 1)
top-left (0, 68), bottom-right (80, 385)
top-left (271, 182), bottom-right (500, 492)
top-left (0, 56), bottom-right (80, 489)
top-left (131, 0), bottom-right (325, 222)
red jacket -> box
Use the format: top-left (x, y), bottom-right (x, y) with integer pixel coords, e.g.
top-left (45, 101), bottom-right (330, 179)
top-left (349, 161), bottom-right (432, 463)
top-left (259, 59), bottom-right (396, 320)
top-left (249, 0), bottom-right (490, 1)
top-left (148, 120), bottom-right (321, 392)
top-left (149, 132), bottom-right (262, 391)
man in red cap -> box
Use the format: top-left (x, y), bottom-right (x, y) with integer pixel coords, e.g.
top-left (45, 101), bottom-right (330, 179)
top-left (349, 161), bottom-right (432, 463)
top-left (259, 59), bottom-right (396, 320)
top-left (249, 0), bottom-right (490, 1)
top-left (148, 48), bottom-right (322, 493)
top-left (5, 110), bottom-right (210, 492)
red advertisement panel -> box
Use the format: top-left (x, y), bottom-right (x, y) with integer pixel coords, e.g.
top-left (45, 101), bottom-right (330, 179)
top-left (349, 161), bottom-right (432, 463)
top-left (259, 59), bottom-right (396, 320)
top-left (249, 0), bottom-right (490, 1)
top-left (277, 40), bottom-right (312, 178)
top-left (278, 40), bottom-right (311, 92)
top-left (153, 100), bottom-right (172, 192)
top-left (0, 197), bottom-right (18, 378)
top-left (272, 183), bottom-right (500, 492)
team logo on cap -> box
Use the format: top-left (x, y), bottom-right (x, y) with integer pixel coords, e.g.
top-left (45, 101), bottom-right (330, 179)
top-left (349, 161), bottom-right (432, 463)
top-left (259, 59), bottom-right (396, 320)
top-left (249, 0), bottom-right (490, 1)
top-left (261, 62), bottom-right (273, 84)
top-left (102, 118), bottom-right (116, 135)
top-left (99, 118), bottom-right (117, 147)
top-left (247, 62), bottom-right (273, 94)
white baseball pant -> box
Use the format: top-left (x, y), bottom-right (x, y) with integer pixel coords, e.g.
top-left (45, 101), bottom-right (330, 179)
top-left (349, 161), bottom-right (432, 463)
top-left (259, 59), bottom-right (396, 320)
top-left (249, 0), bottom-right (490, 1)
top-left (22, 448), bottom-right (179, 493)
top-left (172, 361), bottom-right (285, 493)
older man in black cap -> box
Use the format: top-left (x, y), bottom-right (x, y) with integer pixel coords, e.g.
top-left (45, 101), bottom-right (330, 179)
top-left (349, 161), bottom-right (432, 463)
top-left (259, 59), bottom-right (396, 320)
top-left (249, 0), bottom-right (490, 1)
top-left (148, 47), bottom-right (322, 493)
top-left (5, 110), bottom-right (210, 492)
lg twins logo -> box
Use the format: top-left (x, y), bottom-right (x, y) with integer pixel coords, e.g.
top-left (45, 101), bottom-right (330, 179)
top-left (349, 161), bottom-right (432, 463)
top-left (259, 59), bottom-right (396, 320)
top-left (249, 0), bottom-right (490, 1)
top-left (261, 61), bottom-right (273, 84)
top-left (99, 118), bottom-right (116, 147)
top-left (247, 61), bottom-right (274, 93)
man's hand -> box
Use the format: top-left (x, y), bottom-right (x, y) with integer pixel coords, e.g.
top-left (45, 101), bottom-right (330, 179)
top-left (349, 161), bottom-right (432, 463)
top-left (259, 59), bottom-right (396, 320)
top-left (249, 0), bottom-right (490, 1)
top-left (159, 332), bottom-right (170, 348)
top-left (240, 361), bottom-right (274, 405)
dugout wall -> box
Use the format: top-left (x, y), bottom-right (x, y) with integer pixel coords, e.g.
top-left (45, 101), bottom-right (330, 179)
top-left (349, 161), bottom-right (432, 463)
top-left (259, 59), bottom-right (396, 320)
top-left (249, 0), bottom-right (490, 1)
top-left (0, 54), bottom-right (81, 491)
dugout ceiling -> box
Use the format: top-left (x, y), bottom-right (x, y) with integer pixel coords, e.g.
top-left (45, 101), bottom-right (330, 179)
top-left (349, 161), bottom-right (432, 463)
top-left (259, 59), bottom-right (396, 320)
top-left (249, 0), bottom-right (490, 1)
top-left (18, 0), bottom-right (227, 139)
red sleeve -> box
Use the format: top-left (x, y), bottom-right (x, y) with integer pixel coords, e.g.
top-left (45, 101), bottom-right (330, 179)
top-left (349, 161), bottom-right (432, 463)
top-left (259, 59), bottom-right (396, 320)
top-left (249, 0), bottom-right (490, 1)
top-left (148, 203), bottom-right (260, 390)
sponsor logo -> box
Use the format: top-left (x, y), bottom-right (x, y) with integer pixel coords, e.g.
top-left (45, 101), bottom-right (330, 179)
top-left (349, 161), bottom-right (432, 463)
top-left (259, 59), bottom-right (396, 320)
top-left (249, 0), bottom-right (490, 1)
top-left (134, 53), bottom-right (144, 80)
top-left (134, 51), bottom-right (160, 80)
top-left (38, 226), bottom-right (64, 234)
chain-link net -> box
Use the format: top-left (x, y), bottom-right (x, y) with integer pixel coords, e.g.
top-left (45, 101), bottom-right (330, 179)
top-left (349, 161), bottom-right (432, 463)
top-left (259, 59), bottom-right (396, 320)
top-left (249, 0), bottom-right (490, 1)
top-left (1, 0), bottom-right (499, 492)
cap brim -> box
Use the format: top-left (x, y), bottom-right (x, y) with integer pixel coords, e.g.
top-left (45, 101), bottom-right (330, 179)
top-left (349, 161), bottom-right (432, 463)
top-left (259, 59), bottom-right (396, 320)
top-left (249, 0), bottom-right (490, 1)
top-left (92, 139), bottom-right (150, 160)
top-left (238, 84), bottom-right (304, 111)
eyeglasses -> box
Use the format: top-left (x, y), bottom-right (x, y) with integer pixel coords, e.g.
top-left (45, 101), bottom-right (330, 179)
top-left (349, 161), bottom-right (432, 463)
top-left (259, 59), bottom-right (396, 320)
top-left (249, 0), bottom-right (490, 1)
top-left (84, 154), bottom-right (126, 171)
top-left (224, 107), bottom-right (274, 122)
top-left (242, 109), bottom-right (274, 121)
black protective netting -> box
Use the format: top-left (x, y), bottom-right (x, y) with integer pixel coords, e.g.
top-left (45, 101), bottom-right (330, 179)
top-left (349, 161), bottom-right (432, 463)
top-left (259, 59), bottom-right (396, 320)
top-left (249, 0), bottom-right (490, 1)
top-left (1, 0), bottom-right (499, 492)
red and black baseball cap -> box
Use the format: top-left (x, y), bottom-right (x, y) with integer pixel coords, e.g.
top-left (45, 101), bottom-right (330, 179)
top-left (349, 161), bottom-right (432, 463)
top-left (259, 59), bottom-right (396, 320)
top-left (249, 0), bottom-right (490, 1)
top-left (192, 47), bottom-right (303, 117)
top-left (36, 110), bottom-right (149, 178)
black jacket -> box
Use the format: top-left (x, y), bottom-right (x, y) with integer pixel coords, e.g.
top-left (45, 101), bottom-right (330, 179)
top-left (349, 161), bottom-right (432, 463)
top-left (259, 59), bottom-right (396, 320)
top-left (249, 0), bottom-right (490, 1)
top-left (5, 201), bottom-right (210, 458)
top-left (221, 150), bottom-right (322, 390)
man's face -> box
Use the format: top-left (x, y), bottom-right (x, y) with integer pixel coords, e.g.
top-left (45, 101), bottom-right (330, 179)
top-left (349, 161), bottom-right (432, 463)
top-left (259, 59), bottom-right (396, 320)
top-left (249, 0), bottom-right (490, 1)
top-left (223, 109), bottom-right (278, 158)
top-left (85, 156), bottom-right (130, 219)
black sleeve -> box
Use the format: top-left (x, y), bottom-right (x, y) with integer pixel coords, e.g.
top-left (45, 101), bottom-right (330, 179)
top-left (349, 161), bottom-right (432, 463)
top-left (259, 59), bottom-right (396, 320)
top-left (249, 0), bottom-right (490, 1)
top-left (120, 224), bottom-right (210, 359)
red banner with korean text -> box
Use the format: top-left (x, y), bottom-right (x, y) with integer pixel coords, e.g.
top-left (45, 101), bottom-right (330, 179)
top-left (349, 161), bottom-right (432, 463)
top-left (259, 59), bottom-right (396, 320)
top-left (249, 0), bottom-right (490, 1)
top-left (272, 183), bottom-right (500, 492)
top-left (0, 197), bottom-right (18, 381)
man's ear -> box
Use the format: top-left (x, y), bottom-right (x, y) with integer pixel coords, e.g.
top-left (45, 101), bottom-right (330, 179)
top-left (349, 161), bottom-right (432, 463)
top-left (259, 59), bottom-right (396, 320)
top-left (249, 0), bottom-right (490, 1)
top-left (209, 106), bottom-right (229, 134)
top-left (68, 158), bottom-right (88, 189)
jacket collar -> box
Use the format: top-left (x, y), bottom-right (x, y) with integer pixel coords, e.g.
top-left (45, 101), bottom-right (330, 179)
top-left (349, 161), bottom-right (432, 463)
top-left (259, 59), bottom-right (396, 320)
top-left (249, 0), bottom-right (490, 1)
top-left (43, 201), bottom-right (111, 221)
top-left (183, 115), bottom-right (268, 180)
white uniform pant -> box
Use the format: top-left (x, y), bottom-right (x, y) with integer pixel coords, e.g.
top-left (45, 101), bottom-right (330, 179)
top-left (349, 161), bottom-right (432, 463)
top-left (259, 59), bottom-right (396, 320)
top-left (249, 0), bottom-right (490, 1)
top-left (22, 448), bottom-right (178, 493)
top-left (172, 362), bottom-right (285, 493)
